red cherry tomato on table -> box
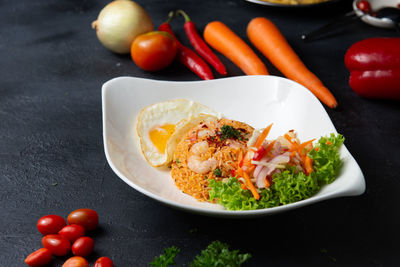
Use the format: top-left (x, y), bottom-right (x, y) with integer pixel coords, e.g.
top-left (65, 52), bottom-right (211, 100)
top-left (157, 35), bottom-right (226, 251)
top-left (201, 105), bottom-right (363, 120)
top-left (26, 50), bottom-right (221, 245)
top-left (24, 248), bottom-right (52, 267)
top-left (131, 31), bottom-right (178, 71)
top-left (95, 256), bottom-right (114, 267)
top-left (42, 234), bottom-right (71, 256)
top-left (37, 215), bottom-right (67, 235)
top-left (67, 208), bottom-right (98, 231)
top-left (62, 256), bottom-right (89, 267)
top-left (58, 224), bottom-right (85, 242)
top-left (72, 236), bottom-right (94, 257)
top-left (357, 0), bottom-right (371, 13)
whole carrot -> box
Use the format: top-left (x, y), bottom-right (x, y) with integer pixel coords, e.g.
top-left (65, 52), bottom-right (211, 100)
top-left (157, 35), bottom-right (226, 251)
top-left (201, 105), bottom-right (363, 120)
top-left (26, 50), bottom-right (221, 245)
top-left (247, 17), bottom-right (337, 108)
top-left (203, 21), bottom-right (269, 76)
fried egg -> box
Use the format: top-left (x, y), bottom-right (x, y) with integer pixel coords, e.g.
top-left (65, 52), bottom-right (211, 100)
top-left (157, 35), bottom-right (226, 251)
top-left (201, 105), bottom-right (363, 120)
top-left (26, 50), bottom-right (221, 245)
top-left (136, 99), bottom-right (219, 167)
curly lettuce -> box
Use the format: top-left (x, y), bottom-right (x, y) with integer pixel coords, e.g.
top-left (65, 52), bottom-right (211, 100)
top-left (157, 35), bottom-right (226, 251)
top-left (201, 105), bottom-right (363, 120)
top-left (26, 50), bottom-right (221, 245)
top-left (209, 134), bottom-right (344, 211)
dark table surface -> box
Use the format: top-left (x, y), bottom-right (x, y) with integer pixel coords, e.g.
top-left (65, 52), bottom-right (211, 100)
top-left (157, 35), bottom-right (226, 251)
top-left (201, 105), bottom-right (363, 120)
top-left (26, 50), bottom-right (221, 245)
top-left (1, 0), bottom-right (399, 266)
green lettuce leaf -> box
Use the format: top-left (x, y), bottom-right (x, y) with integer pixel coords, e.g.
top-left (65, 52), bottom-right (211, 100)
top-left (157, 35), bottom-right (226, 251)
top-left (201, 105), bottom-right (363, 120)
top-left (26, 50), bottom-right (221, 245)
top-left (208, 133), bottom-right (344, 211)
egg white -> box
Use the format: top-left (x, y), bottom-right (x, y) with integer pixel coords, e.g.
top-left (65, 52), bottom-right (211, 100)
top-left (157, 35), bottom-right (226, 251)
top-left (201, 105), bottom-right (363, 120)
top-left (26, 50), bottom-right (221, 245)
top-left (136, 99), bottom-right (219, 167)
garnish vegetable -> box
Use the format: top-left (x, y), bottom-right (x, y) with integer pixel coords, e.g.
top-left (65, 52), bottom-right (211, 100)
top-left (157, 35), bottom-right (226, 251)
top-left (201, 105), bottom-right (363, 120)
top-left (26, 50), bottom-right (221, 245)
top-left (94, 257), bottom-right (114, 267)
top-left (209, 133), bottom-right (344, 210)
top-left (62, 256), bottom-right (89, 267)
top-left (150, 246), bottom-right (180, 267)
top-left (177, 10), bottom-right (227, 75)
top-left (92, 0), bottom-right (153, 54)
top-left (220, 125), bottom-right (243, 140)
top-left (131, 31), bottom-right (178, 71)
top-left (25, 248), bottom-right (52, 267)
top-left (25, 209), bottom-right (110, 266)
top-left (150, 241), bottom-right (251, 267)
top-left (344, 37), bottom-right (400, 100)
top-left (158, 12), bottom-right (214, 80)
top-left (247, 17), bottom-right (338, 108)
top-left (190, 241), bottom-right (251, 267)
top-left (203, 21), bottom-right (269, 75)
top-left (37, 215), bottom-right (67, 235)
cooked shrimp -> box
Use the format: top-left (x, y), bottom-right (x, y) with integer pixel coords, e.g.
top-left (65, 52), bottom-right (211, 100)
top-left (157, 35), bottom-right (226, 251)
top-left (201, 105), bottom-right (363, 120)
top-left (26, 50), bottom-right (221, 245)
top-left (190, 141), bottom-right (209, 155)
top-left (187, 155), bottom-right (218, 174)
top-left (187, 141), bottom-right (218, 174)
top-left (197, 129), bottom-right (214, 138)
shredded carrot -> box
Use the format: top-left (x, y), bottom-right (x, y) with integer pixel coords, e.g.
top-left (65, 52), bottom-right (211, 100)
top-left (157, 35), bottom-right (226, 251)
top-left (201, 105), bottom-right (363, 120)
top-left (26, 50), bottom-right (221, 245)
top-left (241, 183), bottom-right (247, 190)
top-left (284, 133), bottom-right (295, 145)
top-left (264, 177), bottom-right (271, 188)
top-left (326, 141), bottom-right (332, 145)
top-left (264, 140), bottom-right (276, 155)
top-left (237, 150), bottom-right (243, 168)
top-left (289, 139), bottom-right (315, 155)
top-left (254, 123), bottom-right (273, 149)
top-left (304, 156), bottom-right (313, 174)
top-left (240, 168), bottom-right (260, 200)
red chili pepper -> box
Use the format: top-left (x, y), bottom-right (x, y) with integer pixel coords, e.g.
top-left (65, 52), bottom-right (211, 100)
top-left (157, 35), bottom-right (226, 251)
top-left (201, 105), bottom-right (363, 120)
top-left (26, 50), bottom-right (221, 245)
top-left (253, 146), bottom-right (266, 161)
top-left (176, 10), bottom-right (227, 76)
top-left (158, 12), bottom-right (214, 80)
top-left (344, 37), bottom-right (400, 100)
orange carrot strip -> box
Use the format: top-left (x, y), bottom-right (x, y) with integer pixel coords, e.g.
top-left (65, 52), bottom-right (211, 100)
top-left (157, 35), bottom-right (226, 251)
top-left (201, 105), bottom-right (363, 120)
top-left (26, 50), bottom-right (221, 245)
top-left (204, 21), bottom-right (269, 75)
top-left (264, 140), bottom-right (276, 155)
top-left (264, 178), bottom-right (271, 188)
top-left (247, 17), bottom-right (338, 108)
top-left (284, 133), bottom-right (295, 145)
top-left (254, 123), bottom-right (273, 149)
top-left (291, 139), bottom-right (315, 154)
top-left (238, 150), bottom-right (244, 168)
top-left (304, 156), bottom-right (313, 174)
top-left (240, 168), bottom-right (260, 200)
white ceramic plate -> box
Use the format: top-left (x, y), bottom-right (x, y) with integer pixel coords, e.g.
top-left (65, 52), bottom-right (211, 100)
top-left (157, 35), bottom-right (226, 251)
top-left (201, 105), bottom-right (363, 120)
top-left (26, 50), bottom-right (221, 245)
top-left (353, 0), bottom-right (399, 28)
top-left (245, 0), bottom-right (340, 7)
top-left (102, 76), bottom-right (365, 218)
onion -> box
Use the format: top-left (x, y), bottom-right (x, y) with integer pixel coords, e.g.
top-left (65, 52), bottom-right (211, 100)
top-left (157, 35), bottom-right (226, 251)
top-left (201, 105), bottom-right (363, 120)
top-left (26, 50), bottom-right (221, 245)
top-left (92, 0), bottom-right (153, 54)
top-left (255, 154), bottom-right (290, 188)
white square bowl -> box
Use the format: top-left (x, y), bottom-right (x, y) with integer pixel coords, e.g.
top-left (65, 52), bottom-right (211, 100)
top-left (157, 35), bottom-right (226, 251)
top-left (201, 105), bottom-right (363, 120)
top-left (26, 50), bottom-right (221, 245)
top-left (102, 75), bottom-right (365, 218)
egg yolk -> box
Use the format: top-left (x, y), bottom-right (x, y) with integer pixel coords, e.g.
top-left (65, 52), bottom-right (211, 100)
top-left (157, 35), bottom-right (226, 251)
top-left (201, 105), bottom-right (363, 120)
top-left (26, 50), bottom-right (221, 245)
top-left (149, 124), bottom-right (176, 153)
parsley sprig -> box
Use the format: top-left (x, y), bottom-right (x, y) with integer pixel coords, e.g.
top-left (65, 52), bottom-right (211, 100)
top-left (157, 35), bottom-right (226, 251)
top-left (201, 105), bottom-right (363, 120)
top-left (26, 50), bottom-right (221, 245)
top-left (149, 241), bottom-right (251, 267)
top-left (220, 125), bottom-right (243, 141)
top-left (150, 246), bottom-right (180, 267)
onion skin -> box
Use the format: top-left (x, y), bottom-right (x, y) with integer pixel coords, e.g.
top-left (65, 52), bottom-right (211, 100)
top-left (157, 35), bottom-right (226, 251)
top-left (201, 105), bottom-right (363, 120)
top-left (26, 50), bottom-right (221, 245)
top-left (92, 0), bottom-right (153, 54)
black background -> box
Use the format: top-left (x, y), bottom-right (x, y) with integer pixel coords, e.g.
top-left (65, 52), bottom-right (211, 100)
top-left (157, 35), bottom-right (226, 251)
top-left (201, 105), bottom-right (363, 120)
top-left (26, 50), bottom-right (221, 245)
top-left (1, 0), bottom-right (399, 266)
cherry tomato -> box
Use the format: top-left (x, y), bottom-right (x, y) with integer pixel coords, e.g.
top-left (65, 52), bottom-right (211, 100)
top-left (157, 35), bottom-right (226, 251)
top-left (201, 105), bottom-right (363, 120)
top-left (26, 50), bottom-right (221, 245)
top-left (42, 234), bottom-right (71, 256)
top-left (71, 236), bottom-right (94, 257)
top-left (24, 248), bottom-right (52, 267)
top-left (58, 224), bottom-right (85, 242)
top-left (95, 256), bottom-right (114, 267)
top-left (357, 0), bottom-right (371, 13)
top-left (67, 208), bottom-right (98, 231)
top-left (62, 256), bottom-right (89, 267)
top-left (37, 215), bottom-right (67, 235)
top-left (131, 31), bottom-right (178, 72)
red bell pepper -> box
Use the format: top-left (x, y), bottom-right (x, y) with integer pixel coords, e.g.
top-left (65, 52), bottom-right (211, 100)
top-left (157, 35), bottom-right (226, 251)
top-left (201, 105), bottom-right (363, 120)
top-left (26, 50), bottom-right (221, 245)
top-left (344, 37), bottom-right (400, 100)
